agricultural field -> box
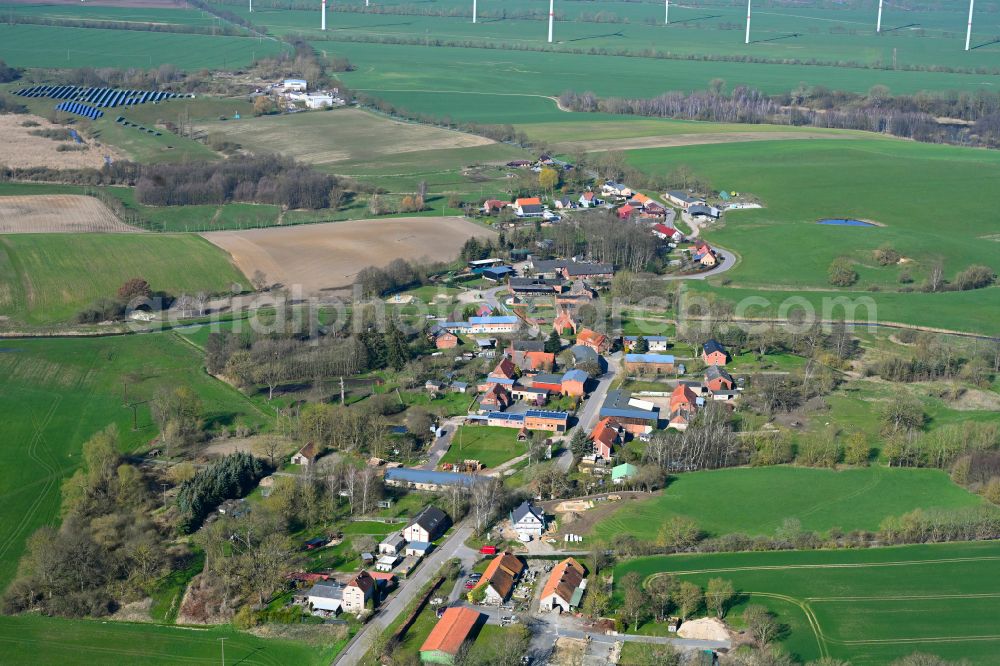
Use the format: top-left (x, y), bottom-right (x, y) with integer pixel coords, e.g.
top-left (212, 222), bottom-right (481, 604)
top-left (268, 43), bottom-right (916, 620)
top-left (202, 216), bottom-right (495, 295)
top-left (590, 466), bottom-right (984, 543)
top-left (0, 615), bottom-right (338, 665)
top-left (0, 333), bottom-right (266, 588)
top-left (614, 541), bottom-right (1000, 664)
top-left (0, 195), bottom-right (136, 233)
top-left (0, 234), bottom-right (247, 325)
top-left (0, 113), bottom-right (124, 169)
top-left (441, 424), bottom-right (530, 468)
top-left (196, 107), bottom-right (494, 167)
top-left (0, 22), bottom-right (283, 70)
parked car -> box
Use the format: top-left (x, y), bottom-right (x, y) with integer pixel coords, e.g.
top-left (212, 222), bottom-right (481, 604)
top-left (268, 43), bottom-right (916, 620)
top-left (464, 580), bottom-right (477, 589)
top-left (468, 573), bottom-right (482, 580)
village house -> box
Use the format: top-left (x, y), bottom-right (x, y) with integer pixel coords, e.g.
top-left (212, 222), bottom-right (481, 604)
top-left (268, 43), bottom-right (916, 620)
top-left (576, 328), bottom-right (611, 354)
top-left (652, 224), bottom-right (684, 243)
top-left (376, 554), bottom-right (400, 572)
top-left (601, 181), bottom-right (633, 199)
top-left (342, 571), bottom-right (375, 613)
top-left (621, 335), bottom-right (669, 352)
top-left (668, 407), bottom-right (695, 431)
top-left (509, 339), bottom-right (546, 354)
top-left (539, 557), bottom-right (587, 612)
top-left (510, 501), bottom-right (546, 539)
top-left (511, 349), bottom-right (555, 373)
top-left (429, 325), bottom-right (459, 350)
top-left (476, 551), bottom-right (526, 604)
top-left (403, 506), bottom-right (451, 543)
top-left (617, 203), bottom-right (636, 220)
top-left (578, 191), bottom-right (602, 208)
top-left (509, 276), bottom-right (564, 295)
top-left (623, 353), bottom-right (676, 375)
top-left (291, 442), bottom-right (318, 466)
top-left (670, 384), bottom-right (699, 413)
top-left (553, 196), bottom-right (574, 210)
top-left (510, 384), bottom-right (549, 405)
top-left (378, 532), bottom-right (406, 556)
top-left (560, 368), bottom-right (588, 397)
top-left (590, 417), bottom-right (624, 460)
top-left (514, 197), bottom-right (545, 218)
top-left (692, 242), bottom-right (718, 268)
top-left (703, 339), bottom-right (729, 366)
top-left (628, 192), bottom-right (652, 208)
top-left (664, 190), bottom-right (706, 209)
top-left (420, 607), bottom-right (483, 665)
top-left (600, 390), bottom-right (659, 434)
top-left (641, 201), bottom-right (667, 219)
top-left (571, 344), bottom-right (600, 369)
top-left (481, 199), bottom-right (508, 215)
top-left (705, 365), bottom-right (735, 392)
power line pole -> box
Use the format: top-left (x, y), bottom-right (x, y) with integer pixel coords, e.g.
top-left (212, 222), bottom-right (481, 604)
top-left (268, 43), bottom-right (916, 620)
top-left (219, 637), bottom-right (226, 666)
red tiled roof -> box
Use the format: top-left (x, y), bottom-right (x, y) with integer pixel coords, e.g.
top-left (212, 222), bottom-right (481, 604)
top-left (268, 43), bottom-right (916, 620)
top-left (421, 607), bottom-right (481, 656)
top-left (515, 197), bottom-right (542, 206)
top-left (347, 570), bottom-right (375, 594)
top-left (540, 557), bottom-right (585, 605)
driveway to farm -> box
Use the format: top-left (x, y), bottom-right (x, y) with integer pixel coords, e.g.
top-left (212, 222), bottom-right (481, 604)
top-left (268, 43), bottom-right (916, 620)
top-left (557, 352), bottom-right (622, 473)
top-left (420, 416), bottom-right (466, 470)
top-left (333, 522), bottom-right (478, 665)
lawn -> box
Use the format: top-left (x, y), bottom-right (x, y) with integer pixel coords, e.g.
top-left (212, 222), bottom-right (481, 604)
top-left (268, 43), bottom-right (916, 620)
top-left (590, 466), bottom-right (983, 542)
top-left (614, 541), bottom-right (1000, 664)
top-left (0, 615), bottom-right (337, 665)
top-left (0, 22), bottom-right (283, 70)
top-left (440, 424), bottom-right (531, 468)
top-left (0, 233), bottom-right (248, 325)
top-left (0, 333), bottom-right (267, 588)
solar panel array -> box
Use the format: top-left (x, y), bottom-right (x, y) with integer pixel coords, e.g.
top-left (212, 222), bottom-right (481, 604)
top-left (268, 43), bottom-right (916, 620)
top-left (13, 85), bottom-right (187, 109)
top-left (55, 101), bottom-right (103, 120)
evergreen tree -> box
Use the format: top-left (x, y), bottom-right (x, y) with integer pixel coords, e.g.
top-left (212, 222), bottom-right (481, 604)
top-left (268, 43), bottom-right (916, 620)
top-left (384, 322), bottom-right (410, 371)
top-left (634, 335), bottom-right (649, 353)
top-left (545, 328), bottom-right (562, 354)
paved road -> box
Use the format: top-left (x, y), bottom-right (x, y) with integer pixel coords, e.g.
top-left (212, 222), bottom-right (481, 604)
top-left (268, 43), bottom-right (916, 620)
top-left (556, 352), bottom-right (622, 473)
top-left (333, 522), bottom-right (477, 665)
top-left (419, 416), bottom-right (465, 470)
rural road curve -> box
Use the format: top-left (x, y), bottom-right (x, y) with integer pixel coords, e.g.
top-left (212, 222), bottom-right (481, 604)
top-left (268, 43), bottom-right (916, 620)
top-left (333, 522), bottom-right (477, 665)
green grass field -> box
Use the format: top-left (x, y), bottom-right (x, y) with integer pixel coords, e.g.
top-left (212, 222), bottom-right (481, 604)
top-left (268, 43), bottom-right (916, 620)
top-left (0, 23), bottom-right (283, 70)
top-left (591, 466), bottom-right (983, 542)
top-left (614, 541), bottom-right (1000, 664)
top-left (0, 615), bottom-right (338, 665)
top-left (0, 234), bottom-right (247, 325)
top-left (441, 424), bottom-right (530, 468)
top-left (0, 333), bottom-right (266, 588)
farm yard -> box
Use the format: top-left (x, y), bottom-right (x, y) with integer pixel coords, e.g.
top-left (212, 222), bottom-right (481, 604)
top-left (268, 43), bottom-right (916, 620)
top-left (0, 195), bottom-right (137, 234)
top-left (203, 216), bottom-right (495, 294)
top-left (614, 541), bottom-right (1000, 664)
top-left (0, 234), bottom-right (247, 325)
top-left (590, 466), bottom-right (984, 543)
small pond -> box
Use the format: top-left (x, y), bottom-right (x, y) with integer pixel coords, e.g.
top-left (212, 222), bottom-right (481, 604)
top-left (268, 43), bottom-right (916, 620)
top-left (817, 218), bottom-right (876, 227)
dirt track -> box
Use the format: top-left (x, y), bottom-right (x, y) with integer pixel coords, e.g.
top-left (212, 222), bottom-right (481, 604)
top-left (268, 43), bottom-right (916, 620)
top-left (203, 217), bottom-right (496, 294)
top-left (0, 195), bottom-right (138, 233)
top-left (558, 131), bottom-right (853, 153)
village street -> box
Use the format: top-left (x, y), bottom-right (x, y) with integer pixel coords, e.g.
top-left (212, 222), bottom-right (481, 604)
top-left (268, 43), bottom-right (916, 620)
top-left (557, 352), bottom-right (622, 473)
top-left (334, 522), bottom-right (478, 665)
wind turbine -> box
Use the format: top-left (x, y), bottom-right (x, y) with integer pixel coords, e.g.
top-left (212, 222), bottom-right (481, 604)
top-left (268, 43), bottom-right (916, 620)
top-left (876, 0), bottom-right (883, 33)
top-left (548, 0), bottom-right (554, 43)
top-left (965, 0), bottom-right (975, 50)
top-left (321, 0), bottom-right (326, 30)
top-left (665, 0), bottom-right (669, 25)
top-left (472, 0), bottom-right (477, 24)
top-left (249, 0), bottom-right (252, 13)
top-left (744, 0), bottom-right (751, 44)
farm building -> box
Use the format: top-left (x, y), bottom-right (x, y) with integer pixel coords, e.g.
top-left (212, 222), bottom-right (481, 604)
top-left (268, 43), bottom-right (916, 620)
top-left (702, 339), bottom-right (729, 366)
top-left (306, 581), bottom-right (345, 614)
top-left (560, 369), bottom-right (588, 397)
top-left (291, 442), bottom-right (318, 466)
top-left (571, 344), bottom-right (600, 368)
top-left (429, 325), bottom-right (459, 349)
top-left (705, 365), bottom-right (735, 392)
top-left (601, 181), bottom-right (633, 199)
top-left (600, 390), bottom-right (659, 434)
top-left (511, 349), bottom-right (555, 372)
top-left (283, 78), bottom-right (307, 91)
top-left (528, 373), bottom-right (564, 393)
top-left (443, 316), bottom-right (521, 334)
top-left (530, 259), bottom-right (614, 281)
top-left (670, 384), bottom-right (699, 413)
top-left (622, 335), bottom-right (669, 352)
top-left (405, 541), bottom-right (432, 558)
top-left (689, 204), bottom-right (722, 219)
top-left (384, 468), bottom-right (485, 491)
top-left (539, 557), bottom-right (587, 612)
top-left (664, 190), bottom-right (706, 209)
top-left (420, 607), bottom-right (483, 664)
top-left (476, 551), bottom-right (526, 604)
top-left (379, 532), bottom-right (406, 556)
top-left (403, 506), bottom-right (451, 543)
top-left (486, 410), bottom-right (568, 432)
top-left (509, 276), bottom-right (564, 295)
top-left (578, 192), bottom-right (603, 207)
top-left (481, 266), bottom-right (516, 282)
top-left (481, 199), bottom-right (508, 215)
top-left (510, 501), bottom-right (546, 539)
top-left (510, 384), bottom-right (550, 404)
top-left (510, 339), bottom-right (546, 353)
top-left (624, 353), bottom-right (676, 375)
top-left (612, 463), bottom-right (639, 483)
top-left (652, 224), bottom-right (684, 242)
